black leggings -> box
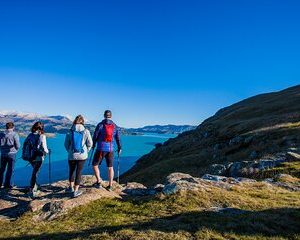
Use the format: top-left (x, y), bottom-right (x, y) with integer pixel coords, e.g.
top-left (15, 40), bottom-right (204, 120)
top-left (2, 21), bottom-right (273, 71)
top-left (30, 161), bottom-right (43, 189)
top-left (68, 160), bottom-right (85, 186)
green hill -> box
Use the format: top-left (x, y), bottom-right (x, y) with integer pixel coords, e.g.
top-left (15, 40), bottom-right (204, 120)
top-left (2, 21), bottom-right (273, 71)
top-left (121, 85), bottom-right (300, 186)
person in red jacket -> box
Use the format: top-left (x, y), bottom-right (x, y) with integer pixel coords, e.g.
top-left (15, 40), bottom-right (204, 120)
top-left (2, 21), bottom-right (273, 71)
top-left (92, 110), bottom-right (122, 191)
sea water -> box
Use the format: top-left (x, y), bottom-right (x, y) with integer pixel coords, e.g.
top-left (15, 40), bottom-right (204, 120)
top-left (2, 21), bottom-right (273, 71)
top-left (13, 133), bottom-right (175, 186)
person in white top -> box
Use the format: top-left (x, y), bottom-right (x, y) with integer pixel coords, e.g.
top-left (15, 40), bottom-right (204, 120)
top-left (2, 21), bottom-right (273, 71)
top-left (28, 121), bottom-right (49, 197)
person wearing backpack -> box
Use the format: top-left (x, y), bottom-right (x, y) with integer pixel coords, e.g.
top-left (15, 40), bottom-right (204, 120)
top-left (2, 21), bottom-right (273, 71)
top-left (0, 122), bottom-right (20, 190)
top-left (92, 110), bottom-right (122, 191)
top-left (64, 115), bottom-right (93, 198)
top-left (23, 121), bottom-right (49, 197)
top-left (22, 122), bottom-right (49, 198)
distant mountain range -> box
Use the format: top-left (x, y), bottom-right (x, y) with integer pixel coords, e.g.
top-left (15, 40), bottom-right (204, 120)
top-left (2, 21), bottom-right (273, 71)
top-left (0, 111), bottom-right (195, 136)
top-left (124, 125), bottom-right (196, 135)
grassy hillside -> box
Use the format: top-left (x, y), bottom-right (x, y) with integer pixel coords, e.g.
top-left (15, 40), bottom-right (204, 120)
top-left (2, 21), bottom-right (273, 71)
top-left (0, 180), bottom-right (299, 240)
top-left (121, 85), bottom-right (300, 186)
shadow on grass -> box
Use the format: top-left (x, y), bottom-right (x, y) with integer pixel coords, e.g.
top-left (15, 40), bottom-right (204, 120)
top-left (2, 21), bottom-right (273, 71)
top-left (2, 207), bottom-right (300, 239)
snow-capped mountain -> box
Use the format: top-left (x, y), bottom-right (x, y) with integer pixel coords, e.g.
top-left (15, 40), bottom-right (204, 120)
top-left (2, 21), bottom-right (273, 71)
top-left (0, 111), bottom-right (81, 134)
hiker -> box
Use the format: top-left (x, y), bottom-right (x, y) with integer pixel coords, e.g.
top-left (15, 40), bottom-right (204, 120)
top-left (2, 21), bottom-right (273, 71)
top-left (92, 110), bottom-right (122, 191)
top-left (23, 122), bottom-right (49, 197)
top-left (64, 115), bottom-right (93, 198)
top-left (0, 122), bottom-right (20, 190)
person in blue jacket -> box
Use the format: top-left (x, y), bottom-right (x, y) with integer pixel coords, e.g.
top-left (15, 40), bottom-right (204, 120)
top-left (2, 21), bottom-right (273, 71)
top-left (92, 110), bottom-right (121, 191)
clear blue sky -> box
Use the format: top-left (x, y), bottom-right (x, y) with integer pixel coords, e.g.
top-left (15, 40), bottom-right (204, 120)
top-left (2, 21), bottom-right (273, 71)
top-left (0, 0), bottom-right (299, 127)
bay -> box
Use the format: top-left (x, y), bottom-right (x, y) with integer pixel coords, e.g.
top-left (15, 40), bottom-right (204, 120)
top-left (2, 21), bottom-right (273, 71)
top-left (12, 133), bottom-right (175, 186)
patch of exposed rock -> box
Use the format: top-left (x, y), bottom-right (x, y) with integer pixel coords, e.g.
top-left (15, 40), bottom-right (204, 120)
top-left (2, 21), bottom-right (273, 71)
top-left (0, 170), bottom-right (299, 222)
top-left (208, 150), bottom-right (299, 178)
top-left (0, 175), bottom-right (122, 221)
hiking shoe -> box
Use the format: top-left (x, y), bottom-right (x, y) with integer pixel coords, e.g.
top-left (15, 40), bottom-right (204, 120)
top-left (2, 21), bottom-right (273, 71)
top-left (73, 190), bottom-right (83, 198)
top-left (66, 186), bottom-right (75, 193)
top-left (28, 190), bottom-right (40, 199)
top-left (3, 186), bottom-right (13, 192)
top-left (92, 182), bottom-right (102, 189)
top-left (106, 186), bottom-right (113, 192)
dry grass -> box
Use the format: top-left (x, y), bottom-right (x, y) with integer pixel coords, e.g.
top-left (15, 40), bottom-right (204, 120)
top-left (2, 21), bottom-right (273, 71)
top-left (0, 179), bottom-right (299, 240)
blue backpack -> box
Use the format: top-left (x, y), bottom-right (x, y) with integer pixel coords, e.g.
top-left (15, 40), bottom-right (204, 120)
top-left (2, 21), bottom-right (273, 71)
top-left (71, 130), bottom-right (84, 153)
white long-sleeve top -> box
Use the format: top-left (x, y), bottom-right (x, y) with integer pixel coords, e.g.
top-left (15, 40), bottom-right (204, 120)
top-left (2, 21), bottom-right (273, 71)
top-left (34, 132), bottom-right (49, 161)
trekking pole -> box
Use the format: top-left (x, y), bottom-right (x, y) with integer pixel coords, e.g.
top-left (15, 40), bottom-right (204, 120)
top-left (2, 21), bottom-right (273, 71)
top-left (117, 151), bottom-right (120, 184)
top-left (88, 148), bottom-right (95, 166)
top-left (48, 149), bottom-right (52, 186)
top-left (11, 157), bottom-right (19, 188)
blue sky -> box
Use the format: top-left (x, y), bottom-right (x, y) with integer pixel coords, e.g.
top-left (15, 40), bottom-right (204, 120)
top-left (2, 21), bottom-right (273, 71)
top-left (0, 0), bottom-right (299, 127)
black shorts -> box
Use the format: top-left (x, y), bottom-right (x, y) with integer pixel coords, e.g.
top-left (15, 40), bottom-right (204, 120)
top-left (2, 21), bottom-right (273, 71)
top-left (92, 150), bottom-right (114, 167)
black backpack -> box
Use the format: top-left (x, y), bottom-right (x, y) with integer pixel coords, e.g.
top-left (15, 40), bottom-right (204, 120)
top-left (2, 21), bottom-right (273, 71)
top-left (22, 133), bottom-right (44, 161)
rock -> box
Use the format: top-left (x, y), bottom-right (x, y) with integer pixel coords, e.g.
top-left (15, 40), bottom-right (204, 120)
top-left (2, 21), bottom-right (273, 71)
top-left (162, 183), bottom-right (177, 195)
top-left (153, 184), bottom-right (165, 192)
top-left (227, 157), bottom-right (286, 178)
top-left (209, 207), bottom-right (250, 215)
top-left (28, 199), bottom-right (50, 212)
top-left (228, 162), bottom-right (242, 177)
top-left (286, 151), bottom-right (300, 161)
top-left (202, 174), bottom-right (227, 182)
top-left (162, 172), bottom-right (252, 195)
top-left (165, 173), bottom-right (195, 184)
top-left (162, 180), bottom-right (201, 195)
top-left (122, 182), bottom-right (149, 196)
top-left (0, 175), bottom-right (121, 221)
top-left (207, 164), bottom-right (226, 175)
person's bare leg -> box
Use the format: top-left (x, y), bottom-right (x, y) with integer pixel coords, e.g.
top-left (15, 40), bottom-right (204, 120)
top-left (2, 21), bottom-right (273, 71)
top-left (93, 165), bottom-right (101, 183)
top-left (74, 184), bottom-right (79, 192)
top-left (70, 181), bottom-right (74, 189)
top-left (108, 167), bottom-right (114, 187)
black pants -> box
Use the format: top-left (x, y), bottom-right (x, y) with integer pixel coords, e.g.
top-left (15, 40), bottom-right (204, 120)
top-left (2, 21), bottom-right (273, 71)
top-left (69, 160), bottom-right (85, 186)
top-left (0, 155), bottom-right (16, 188)
top-left (30, 161), bottom-right (43, 189)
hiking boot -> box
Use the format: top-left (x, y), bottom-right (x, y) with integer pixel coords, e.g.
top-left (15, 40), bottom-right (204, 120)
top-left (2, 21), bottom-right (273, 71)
top-left (92, 182), bottom-right (102, 189)
top-left (106, 185), bottom-right (113, 192)
top-left (73, 190), bottom-right (83, 198)
top-left (66, 186), bottom-right (75, 193)
top-left (4, 186), bottom-right (13, 192)
top-left (28, 190), bottom-right (40, 199)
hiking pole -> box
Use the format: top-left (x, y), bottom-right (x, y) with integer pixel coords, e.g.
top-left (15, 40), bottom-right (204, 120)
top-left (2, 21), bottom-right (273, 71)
top-left (48, 149), bottom-right (52, 186)
top-left (11, 157), bottom-right (20, 189)
top-left (117, 151), bottom-right (120, 184)
top-left (88, 148), bottom-right (95, 166)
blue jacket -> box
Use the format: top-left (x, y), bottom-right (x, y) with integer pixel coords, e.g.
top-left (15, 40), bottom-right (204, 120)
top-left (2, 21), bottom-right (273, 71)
top-left (92, 119), bottom-right (121, 152)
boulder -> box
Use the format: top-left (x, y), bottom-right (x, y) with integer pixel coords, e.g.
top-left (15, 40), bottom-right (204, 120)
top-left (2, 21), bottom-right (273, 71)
top-left (286, 151), bottom-right (300, 161)
top-left (227, 157), bottom-right (286, 178)
top-left (207, 164), bottom-right (226, 175)
top-left (0, 175), bottom-right (121, 221)
top-left (122, 182), bottom-right (149, 196)
top-left (165, 173), bottom-right (196, 184)
top-left (202, 174), bottom-right (227, 182)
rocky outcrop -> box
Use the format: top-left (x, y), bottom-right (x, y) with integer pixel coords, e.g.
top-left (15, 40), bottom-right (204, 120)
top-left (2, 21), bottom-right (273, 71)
top-left (207, 151), bottom-right (299, 178)
top-left (0, 176), bottom-right (121, 221)
top-left (162, 173), bottom-right (257, 195)
top-left (1, 167), bottom-right (299, 222)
